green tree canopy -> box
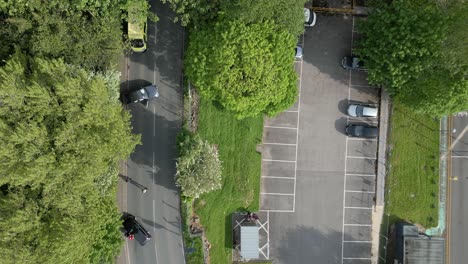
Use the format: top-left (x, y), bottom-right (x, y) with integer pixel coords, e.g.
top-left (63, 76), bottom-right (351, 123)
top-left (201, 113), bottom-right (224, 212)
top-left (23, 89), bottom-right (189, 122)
top-left (175, 130), bottom-right (222, 199)
top-left (358, 0), bottom-right (468, 115)
top-left (185, 19), bottom-right (298, 119)
top-left (0, 0), bottom-right (156, 70)
top-left (0, 53), bottom-right (139, 263)
top-left (220, 0), bottom-right (305, 36)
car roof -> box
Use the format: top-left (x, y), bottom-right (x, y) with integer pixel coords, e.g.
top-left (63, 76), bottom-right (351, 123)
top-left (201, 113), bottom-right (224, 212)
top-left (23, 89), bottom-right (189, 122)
top-left (143, 84), bottom-right (159, 98)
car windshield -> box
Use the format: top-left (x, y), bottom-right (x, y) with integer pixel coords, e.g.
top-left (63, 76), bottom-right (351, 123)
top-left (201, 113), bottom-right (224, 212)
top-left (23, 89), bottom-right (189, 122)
top-left (131, 39), bottom-right (145, 48)
top-left (356, 105), bottom-right (364, 116)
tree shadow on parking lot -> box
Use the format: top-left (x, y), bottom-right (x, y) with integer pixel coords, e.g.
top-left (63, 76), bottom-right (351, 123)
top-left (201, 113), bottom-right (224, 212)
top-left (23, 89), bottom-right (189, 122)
top-left (275, 225), bottom-right (356, 264)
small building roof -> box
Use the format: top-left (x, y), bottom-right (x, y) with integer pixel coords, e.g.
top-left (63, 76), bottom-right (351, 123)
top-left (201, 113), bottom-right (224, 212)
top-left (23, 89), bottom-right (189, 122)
top-left (240, 225), bottom-right (259, 259)
top-left (396, 223), bottom-right (445, 264)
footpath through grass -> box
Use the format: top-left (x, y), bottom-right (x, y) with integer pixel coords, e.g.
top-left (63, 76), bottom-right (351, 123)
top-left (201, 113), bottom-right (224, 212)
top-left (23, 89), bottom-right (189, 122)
top-left (385, 99), bottom-right (440, 228)
top-left (193, 98), bottom-right (263, 264)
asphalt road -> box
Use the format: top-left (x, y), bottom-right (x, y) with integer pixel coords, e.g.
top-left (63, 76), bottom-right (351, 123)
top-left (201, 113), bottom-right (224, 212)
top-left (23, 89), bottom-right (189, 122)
top-left (448, 113), bottom-right (468, 264)
top-left (118, 1), bottom-right (185, 264)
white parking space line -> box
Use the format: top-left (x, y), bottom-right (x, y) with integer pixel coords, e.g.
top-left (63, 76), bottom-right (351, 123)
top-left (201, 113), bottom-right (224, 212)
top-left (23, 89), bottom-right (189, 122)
top-left (262, 176), bottom-right (295, 180)
top-left (346, 173), bottom-right (375, 177)
top-left (283, 110), bottom-right (298, 113)
top-left (345, 206), bottom-right (373, 210)
top-left (350, 84), bottom-right (376, 88)
top-left (347, 138), bottom-right (378, 142)
top-left (452, 156), bottom-right (468, 158)
top-left (345, 190), bottom-right (375, 194)
top-left (344, 223), bottom-right (372, 227)
top-left (263, 142), bottom-right (297, 146)
top-left (259, 209), bottom-right (294, 213)
top-left (343, 241), bottom-right (372, 243)
top-left (343, 257), bottom-right (372, 260)
top-left (346, 156), bottom-right (376, 160)
top-left (262, 159), bottom-right (296, 163)
top-left (264, 125), bottom-right (298, 130)
top-left (261, 192), bottom-right (294, 196)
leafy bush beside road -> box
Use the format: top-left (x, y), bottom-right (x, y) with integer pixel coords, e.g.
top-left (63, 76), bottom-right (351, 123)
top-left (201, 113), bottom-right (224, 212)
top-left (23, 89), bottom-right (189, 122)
top-left (176, 130), bottom-right (223, 199)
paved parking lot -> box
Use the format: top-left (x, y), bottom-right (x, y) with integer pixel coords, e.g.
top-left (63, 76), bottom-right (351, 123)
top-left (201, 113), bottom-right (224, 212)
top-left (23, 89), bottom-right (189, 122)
top-left (260, 15), bottom-right (381, 264)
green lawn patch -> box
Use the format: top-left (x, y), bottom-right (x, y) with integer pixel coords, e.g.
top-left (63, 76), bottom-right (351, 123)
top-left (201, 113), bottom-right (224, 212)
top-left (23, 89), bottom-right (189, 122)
top-left (194, 98), bottom-right (263, 264)
top-left (386, 98), bottom-right (440, 228)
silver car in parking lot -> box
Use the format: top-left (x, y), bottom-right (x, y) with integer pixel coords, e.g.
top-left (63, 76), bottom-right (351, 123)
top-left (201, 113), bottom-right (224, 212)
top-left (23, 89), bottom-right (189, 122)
top-left (347, 103), bottom-right (378, 117)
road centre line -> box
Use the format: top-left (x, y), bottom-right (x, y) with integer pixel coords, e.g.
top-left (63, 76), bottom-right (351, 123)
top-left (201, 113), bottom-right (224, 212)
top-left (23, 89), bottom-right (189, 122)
top-left (262, 176), bottom-right (295, 180)
top-left (345, 206), bottom-right (373, 210)
top-left (346, 173), bottom-right (375, 177)
top-left (152, 152), bottom-right (155, 184)
top-left (153, 105), bottom-right (156, 136)
top-left (346, 156), bottom-right (376, 160)
top-left (263, 159), bottom-right (296, 163)
top-left (263, 142), bottom-right (297, 146)
top-left (152, 200), bottom-right (159, 264)
top-left (345, 190), bottom-right (375, 194)
top-left (343, 223), bottom-right (372, 227)
top-left (261, 192), bottom-right (294, 196)
top-left (264, 125), bottom-right (297, 130)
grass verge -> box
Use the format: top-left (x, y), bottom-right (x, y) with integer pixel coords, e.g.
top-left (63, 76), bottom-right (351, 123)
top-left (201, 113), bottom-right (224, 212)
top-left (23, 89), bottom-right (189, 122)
top-left (194, 98), bottom-right (263, 264)
top-left (385, 98), bottom-right (440, 228)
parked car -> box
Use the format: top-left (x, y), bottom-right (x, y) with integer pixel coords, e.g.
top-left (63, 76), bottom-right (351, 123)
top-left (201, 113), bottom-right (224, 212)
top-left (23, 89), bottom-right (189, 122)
top-left (347, 103), bottom-right (378, 117)
top-left (304, 8), bottom-right (317, 27)
top-left (122, 84), bottom-right (159, 107)
top-left (341, 55), bottom-right (366, 71)
top-left (295, 45), bottom-right (303, 59)
top-left (345, 124), bottom-right (378, 139)
top-left (123, 214), bottom-right (152, 245)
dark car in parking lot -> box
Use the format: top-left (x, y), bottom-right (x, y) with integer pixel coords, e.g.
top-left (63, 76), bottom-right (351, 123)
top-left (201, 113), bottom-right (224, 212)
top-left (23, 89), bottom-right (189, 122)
top-left (123, 214), bottom-right (152, 245)
top-left (341, 55), bottom-right (366, 71)
top-left (345, 124), bottom-right (378, 139)
top-left (122, 84), bottom-right (159, 107)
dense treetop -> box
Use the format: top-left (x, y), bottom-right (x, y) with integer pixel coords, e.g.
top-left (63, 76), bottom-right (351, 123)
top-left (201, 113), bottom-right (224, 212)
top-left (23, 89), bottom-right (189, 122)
top-left (185, 19), bottom-right (298, 119)
top-left (0, 53), bottom-right (139, 263)
top-left (358, 0), bottom-right (468, 115)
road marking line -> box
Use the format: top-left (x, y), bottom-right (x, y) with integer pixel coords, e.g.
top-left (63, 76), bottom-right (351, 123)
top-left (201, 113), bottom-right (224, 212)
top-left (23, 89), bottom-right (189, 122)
top-left (263, 142), bottom-right (297, 146)
top-left (152, 200), bottom-right (159, 264)
top-left (262, 159), bottom-right (296, 163)
top-left (152, 152), bottom-right (155, 184)
top-left (346, 173), bottom-right (375, 177)
top-left (292, 33), bottom-right (304, 213)
top-left (344, 223), bottom-right (372, 227)
top-left (350, 84), bottom-right (376, 88)
top-left (259, 209), bottom-right (294, 213)
top-left (153, 105), bottom-right (156, 136)
top-left (451, 155), bottom-right (468, 158)
top-left (343, 257), bottom-right (372, 260)
top-left (345, 190), bottom-right (375, 194)
top-left (345, 206), bottom-right (373, 210)
top-left (261, 192), bottom-right (294, 196)
top-left (264, 125), bottom-right (298, 130)
top-left (347, 138), bottom-right (378, 141)
top-left (448, 124), bottom-right (468, 151)
top-left (283, 110), bottom-right (298, 113)
top-left (346, 156), bottom-right (376, 159)
top-left (261, 176), bottom-right (295, 180)
top-left (343, 240), bottom-right (372, 243)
